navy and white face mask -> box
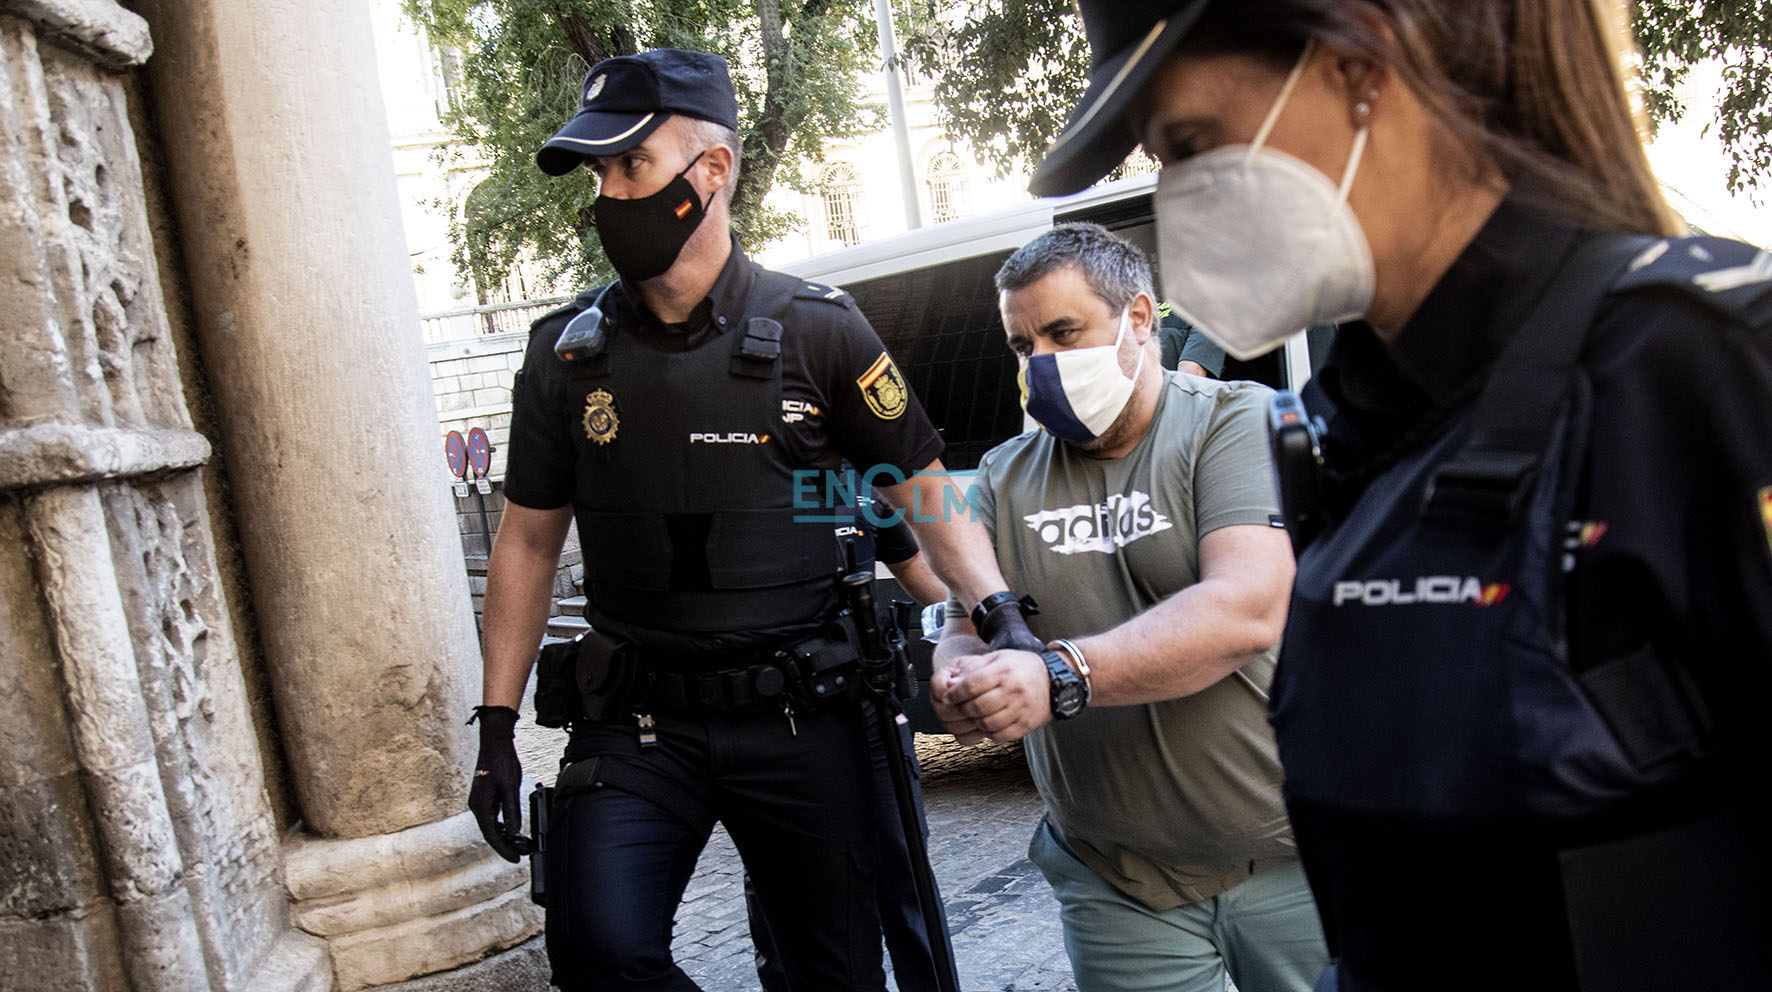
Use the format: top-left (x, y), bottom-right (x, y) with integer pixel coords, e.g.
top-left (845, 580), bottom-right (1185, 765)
top-left (1018, 307), bottom-right (1144, 444)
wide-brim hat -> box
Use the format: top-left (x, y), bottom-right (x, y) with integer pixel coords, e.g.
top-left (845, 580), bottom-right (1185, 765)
top-left (1028, 0), bottom-right (1212, 197)
top-left (536, 48), bottom-right (740, 177)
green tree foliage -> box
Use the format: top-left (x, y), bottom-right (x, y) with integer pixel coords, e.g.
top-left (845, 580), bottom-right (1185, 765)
top-left (906, 2), bottom-right (1772, 192)
top-left (1635, 1), bottom-right (1772, 195)
top-left (405, 0), bottom-right (881, 294)
top-left (900, 0), bottom-right (1087, 177)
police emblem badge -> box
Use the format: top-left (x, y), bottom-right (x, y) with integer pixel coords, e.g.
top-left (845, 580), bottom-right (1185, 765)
top-left (582, 389), bottom-right (619, 444)
top-left (857, 352), bottom-right (908, 420)
top-left (585, 73), bottom-right (607, 103)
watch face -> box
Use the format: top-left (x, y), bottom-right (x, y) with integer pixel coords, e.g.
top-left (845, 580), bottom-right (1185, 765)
top-left (1053, 682), bottom-right (1085, 718)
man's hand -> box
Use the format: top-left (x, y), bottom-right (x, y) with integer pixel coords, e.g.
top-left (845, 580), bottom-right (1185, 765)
top-left (467, 705), bottom-right (531, 862)
top-left (931, 651), bottom-right (991, 744)
top-left (936, 649), bottom-right (1054, 742)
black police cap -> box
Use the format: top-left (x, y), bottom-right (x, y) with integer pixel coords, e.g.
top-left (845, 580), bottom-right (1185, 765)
top-left (1028, 0), bottom-right (1211, 198)
top-left (536, 48), bottom-right (740, 177)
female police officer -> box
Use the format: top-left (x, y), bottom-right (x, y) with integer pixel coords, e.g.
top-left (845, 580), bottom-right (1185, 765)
top-left (1027, 2), bottom-right (1772, 990)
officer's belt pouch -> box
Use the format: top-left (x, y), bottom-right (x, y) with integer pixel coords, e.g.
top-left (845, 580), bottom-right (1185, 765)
top-left (533, 638), bottom-right (583, 729)
top-left (786, 630), bottom-right (865, 707)
top-left (705, 509), bottom-right (839, 588)
top-left (581, 512), bottom-right (672, 591)
top-left (576, 628), bottom-right (648, 723)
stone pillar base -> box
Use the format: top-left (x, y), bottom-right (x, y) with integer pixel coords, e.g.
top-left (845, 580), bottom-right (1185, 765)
top-left (284, 813), bottom-right (541, 992)
top-left (359, 936), bottom-right (550, 992)
top-left (242, 930), bottom-right (335, 992)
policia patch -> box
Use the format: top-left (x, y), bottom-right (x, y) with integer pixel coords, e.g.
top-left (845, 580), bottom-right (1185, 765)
top-left (582, 388), bottom-right (619, 444)
top-left (857, 352), bottom-right (908, 420)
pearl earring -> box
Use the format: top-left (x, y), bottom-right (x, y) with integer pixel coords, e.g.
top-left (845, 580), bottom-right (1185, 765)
top-left (1354, 88), bottom-right (1380, 121)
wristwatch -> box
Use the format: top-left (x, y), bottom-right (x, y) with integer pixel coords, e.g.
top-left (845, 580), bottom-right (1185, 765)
top-left (1039, 650), bottom-right (1087, 720)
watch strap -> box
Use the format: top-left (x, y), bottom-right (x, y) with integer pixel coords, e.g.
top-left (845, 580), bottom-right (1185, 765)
top-left (1039, 649), bottom-right (1086, 719)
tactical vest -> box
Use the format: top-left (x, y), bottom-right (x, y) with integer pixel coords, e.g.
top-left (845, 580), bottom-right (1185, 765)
top-left (1273, 235), bottom-right (1771, 988)
top-left (544, 271), bottom-right (857, 636)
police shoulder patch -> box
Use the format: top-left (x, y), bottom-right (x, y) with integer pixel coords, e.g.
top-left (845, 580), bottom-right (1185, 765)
top-left (857, 351), bottom-right (909, 420)
top-left (795, 280), bottom-right (855, 309)
top-left (1613, 236), bottom-right (1772, 317)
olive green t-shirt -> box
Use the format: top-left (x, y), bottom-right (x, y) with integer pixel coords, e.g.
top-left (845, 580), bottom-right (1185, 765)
top-left (962, 372), bottom-right (1296, 910)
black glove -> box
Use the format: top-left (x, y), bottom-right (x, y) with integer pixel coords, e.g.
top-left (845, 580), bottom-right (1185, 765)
top-left (467, 705), bottom-right (532, 862)
top-left (972, 591), bottom-right (1044, 654)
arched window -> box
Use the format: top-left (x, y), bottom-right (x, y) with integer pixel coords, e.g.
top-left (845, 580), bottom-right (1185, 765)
top-left (1117, 150), bottom-right (1159, 178)
top-left (925, 151), bottom-right (967, 223)
top-left (821, 163), bottom-right (867, 246)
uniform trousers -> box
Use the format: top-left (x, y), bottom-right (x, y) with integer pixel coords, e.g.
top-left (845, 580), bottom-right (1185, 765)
top-left (543, 702), bottom-right (886, 991)
top-left (747, 699), bottom-right (958, 992)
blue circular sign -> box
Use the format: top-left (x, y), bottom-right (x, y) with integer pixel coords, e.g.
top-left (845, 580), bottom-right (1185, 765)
top-left (467, 427), bottom-right (492, 477)
top-left (444, 431), bottom-right (468, 478)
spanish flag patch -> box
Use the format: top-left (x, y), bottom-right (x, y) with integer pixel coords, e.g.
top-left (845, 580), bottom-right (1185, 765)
top-left (1759, 486), bottom-right (1772, 559)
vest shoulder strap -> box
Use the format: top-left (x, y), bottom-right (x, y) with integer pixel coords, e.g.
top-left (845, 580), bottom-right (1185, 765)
top-left (1420, 235), bottom-right (1655, 529)
top-left (728, 269), bottom-right (821, 378)
top-left (1610, 235), bottom-right (1772, 320)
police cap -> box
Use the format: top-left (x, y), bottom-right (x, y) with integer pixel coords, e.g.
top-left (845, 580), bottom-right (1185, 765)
top-left (536, 48), bottom-right (740, 177)
top-left (1028, 0), bottom-right (1210, 198)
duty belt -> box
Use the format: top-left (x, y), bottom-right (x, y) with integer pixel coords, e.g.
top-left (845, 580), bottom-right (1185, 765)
top-left (648, 659), bottom-right (794, 713)
top-left (644, 632), bottom-right (865, 715)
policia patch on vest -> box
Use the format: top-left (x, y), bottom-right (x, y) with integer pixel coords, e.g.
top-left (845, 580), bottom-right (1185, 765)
top-left (857, 352), bottom-right (909, 420)
top-left (582, 388), bottom-right (619, 444)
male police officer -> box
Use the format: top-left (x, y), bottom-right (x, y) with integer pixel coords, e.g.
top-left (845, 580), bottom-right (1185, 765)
top-left (466, 49), bottom-right (1035, 991)
top-left (934, 224), bottom-right (1327, 992)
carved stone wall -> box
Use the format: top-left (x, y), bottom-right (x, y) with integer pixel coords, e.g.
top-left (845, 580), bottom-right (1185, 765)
top-left (0, 3), bottom-right (329, 989)
top-left (2, 0), bottom-right (541, 987)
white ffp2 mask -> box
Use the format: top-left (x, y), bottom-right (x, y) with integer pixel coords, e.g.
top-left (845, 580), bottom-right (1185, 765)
top-left (1155, 43), bottom-right (1375, 361)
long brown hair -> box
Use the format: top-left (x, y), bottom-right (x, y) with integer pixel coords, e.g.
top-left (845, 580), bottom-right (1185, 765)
top-left (1186, 0), bottom-right (1683, 236)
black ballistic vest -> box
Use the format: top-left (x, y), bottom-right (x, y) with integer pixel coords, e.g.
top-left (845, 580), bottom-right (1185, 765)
top-left (554, 272), bottom-right (856, 635)
top-left (1272, 235), bottom-right (1772, 990)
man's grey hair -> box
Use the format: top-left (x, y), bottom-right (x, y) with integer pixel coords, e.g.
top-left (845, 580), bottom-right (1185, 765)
top-left (995, 222), bottom-right (1154, 310)
top-left (679, 115), bottom-right (742, 206)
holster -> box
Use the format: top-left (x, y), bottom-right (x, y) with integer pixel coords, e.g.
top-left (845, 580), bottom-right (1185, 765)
top-left (575, 627), bottom-right (650, 723)
top-left (532, 638), bottom-right (581, 729)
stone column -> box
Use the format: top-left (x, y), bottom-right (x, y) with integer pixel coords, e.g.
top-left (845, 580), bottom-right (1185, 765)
top-left (0, 2), bottom-right (328, 989)
top-left (126, 0), bottom-right (537, 986)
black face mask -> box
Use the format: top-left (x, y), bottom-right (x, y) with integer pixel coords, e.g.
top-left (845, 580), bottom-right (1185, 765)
top-left (592, 150), bottom-right (709, 283)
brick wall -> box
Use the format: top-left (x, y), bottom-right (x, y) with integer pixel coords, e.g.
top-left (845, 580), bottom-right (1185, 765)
top-left (429, 330), bottom-right (525, 484)
top-left (432, 333), bottom-right (583, 627)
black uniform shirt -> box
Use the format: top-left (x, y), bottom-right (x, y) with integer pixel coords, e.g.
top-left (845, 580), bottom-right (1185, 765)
top-left (503, 237), bottom-right (944, 655)
top-left (1313, 199), bottom-right (1772, 729)
top-left (1301, 198), bottom-right (1772, 984)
